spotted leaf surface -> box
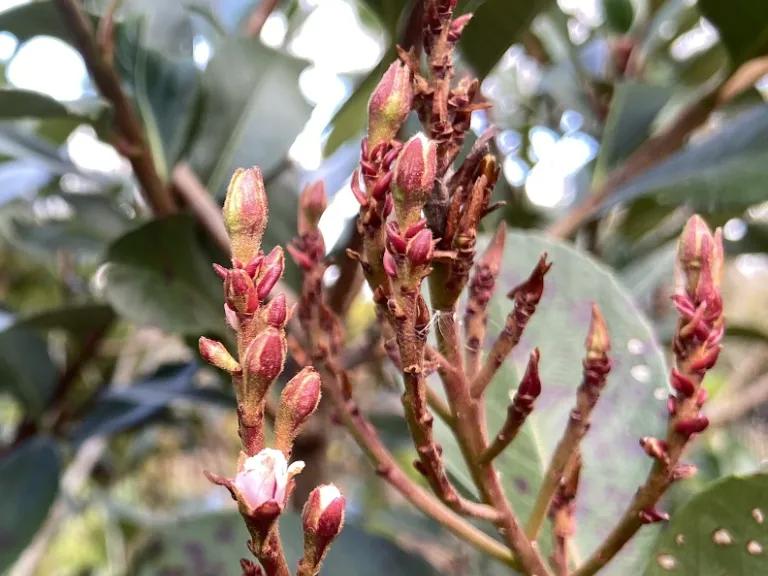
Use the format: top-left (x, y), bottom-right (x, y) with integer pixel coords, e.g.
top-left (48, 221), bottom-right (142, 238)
top-left (433, 230), bottom-right (669, 573)
top-left (646, 474), bottom-right (768, 575)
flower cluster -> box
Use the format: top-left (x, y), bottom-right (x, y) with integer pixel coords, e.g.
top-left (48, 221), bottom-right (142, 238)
top-left (200, 167), bottom-right (345, 576)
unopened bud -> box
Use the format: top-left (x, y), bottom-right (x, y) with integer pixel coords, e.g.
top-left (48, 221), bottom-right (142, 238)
top-left (383, 249), bottom-right (397, 277)
top-left (517, 349), bottom-right (541, 398)
top-left (448, 13), bottom-right (472, 42)
top-left (507, 253), bottom-right (551, 305)
top-left (223, 167), bottom-right (268, 264)
top-left (298, 181), bottom-right (328, 236)
top-left (367, 61), bottom-right (413, 147)
top-left (392, 134), bottom-right (437, 229)
top-left (674, 414), bottom-right (709, 437)
top-left (301, 484), bottom-right (346, 569)
top-left (243, 328), bottom-right (287, 399)
top-left (670, 368), bottom-right (696, 398)
top-left (226, 268), bottom-right (259, 315)
top-left (585, 303), bottom-right (611, 357)
top-left (263, 293), bottom-right (288, 328)
top-left (199, 337), bottom-right (240, 372)
top-left (639, 507), bottom-right (669, 524)
top-left (405, 228), bottom-right (435, 267)
top-left (275, 368), bottom-right (322, 454)
top-left (677, 215), bottom-right (723, 301)
top-left (256, 247), bottom-right (285, 300)
top-left (640, 437), bottom-right (668, 462)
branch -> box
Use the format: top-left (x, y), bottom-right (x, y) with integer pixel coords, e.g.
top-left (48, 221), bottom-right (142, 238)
top-left (546, 57), bottom-right (768, 239)
top-left (53, 0), bottom-right (176, 216)
top-left (526, 305), bottom-right (611, 540)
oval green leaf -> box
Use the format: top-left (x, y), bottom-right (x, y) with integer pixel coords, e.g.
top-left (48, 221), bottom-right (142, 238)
top-left (645, 473), bottom-right (768, 576)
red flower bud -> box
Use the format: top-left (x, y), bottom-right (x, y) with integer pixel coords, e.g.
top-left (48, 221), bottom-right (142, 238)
top-left (405, 228), bottom-right (434, 267)
top-left (223, 167), bottom-right (268, 264)
top-left (689, 345), bottom-right (721, 372)
top-left (670, 368), bottom-right (696, 398)
top-left (300, 484), bottom-right (346, 569)
top-left (639, 437), bottom-right (668, 462)
top-left (213, 263), bottom-right (229, 279)
top-left (226, 268), bottom-right (259, 315)
top-left (517, 348), bottom-right (542, 398)
top-left (264, 293), bottom-right (288, 328)
top-left (298, 181), bottom-right (328, 236)
top-left (671, 463), bottom-right (698, 481)
top-left (448, 13), bottom-right (472, 42)
top-left (383, 249), bottom-right (397, 277)
top-left (275, 368), bottom-right (322, 453)
top-left (392, 134), bottom-right (437, 229)
top-left (243, 328), bottom-right (287, 399)
top-left (367, 61), bottom-right (413, 147)
top-left (677, 215), bottom-right (723, 303)
top-left (199, 337), bottom-right (240, 372)
top-left (639, 507), bottom-right (669, 524)
top-left (674, 414), bottom-right (709, 437)
top-left (256, 247), bottom-right (285, 300)
top-left (696, 387), bottom-right (708, 406)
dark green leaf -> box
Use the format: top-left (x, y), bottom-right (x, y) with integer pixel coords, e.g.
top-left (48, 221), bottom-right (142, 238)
top-left (603, 0), bottom-right (635, 34)
top-left (458, 0), bottom-right (554, 79)
top-left (434, 230), bottom-right (669, 573)
top-left (0, 0), bottom-right (71, 43)
top-left (360, 0), bottom-right (411, 36)
top-left (99, 214), bottom-right (224, 335)
top-left (645, 473), bottom-right (768, 576)
top-left (0, 326), bottom-right (57, 419)
top-left (72, 362), bottom-right (199, 442)
top-left (0, 89), bottom-right (109, 128)
top-left (698, 0), bottom-right (768, 65)
top-left (0, 437), bottom-right (60, 573)
top-left (188, 37), bottom-right (311, 197)
top-left (15, 303), bottom-right (115, 340)
top-left (133, 512), bottom-right (441, 575)
top-left (603, 104), bottom-right (768, 213)
top-left (595, 82), bottom-right (673, 181)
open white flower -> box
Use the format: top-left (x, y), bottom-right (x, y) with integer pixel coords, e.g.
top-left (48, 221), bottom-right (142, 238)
top-left (234, 448), bottom-right (305, 510)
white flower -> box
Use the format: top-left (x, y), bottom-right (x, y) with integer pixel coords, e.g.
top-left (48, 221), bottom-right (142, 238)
top-left (234, 448), bottom-right (305, 510)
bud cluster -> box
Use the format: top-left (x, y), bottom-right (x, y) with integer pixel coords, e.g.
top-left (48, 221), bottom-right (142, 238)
top-left (200, 166), bottom-right (344, 574)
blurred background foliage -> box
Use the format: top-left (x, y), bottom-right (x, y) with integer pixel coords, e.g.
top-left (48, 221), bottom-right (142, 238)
top-left (0, 0), bottom-right (768, 574)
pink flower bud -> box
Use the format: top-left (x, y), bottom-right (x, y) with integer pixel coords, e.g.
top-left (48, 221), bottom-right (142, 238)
top-left (223, 167), bottom-right (268, 264)
top-left (405, 228), bottom-right (434, 267)
top-left (674, 414), bottom-right (709, 437)
top-left (677, 215), bottom-right (723, 302)
top-left (392, 134), bottom-right (437, 229)
top-left (256, 247), bottom-right (285, 300)
top-left (199, 337), bottom-right (240, 372)
top-left (226, 268), bottom-right (259, 315)
top-left (383, 249), bottom-right (397, 277)
top-left (367, 61), bottom-right (413, 147)
top-left (234, 448), bottom-right (305, 512)
top-left (639, 507), bottom-right (669, 524)
top-left (670, 368), bottom-right (696, 398)
top-left (639, 437), bottom-right (668, 461)
top-left (243, 328), bottom-right (287, 396)
top-left (275, 368), bottom-right (322, 452)
top-left (584, 303), bottom-right (611, 357)
top-left (263, 293), bottom-right (288, 328)
top-left (386, 222), bottom-right (407, 254)
top-left (448, 13), bottom-right (472, 42)
top-left (301, 484), bottom-right (346, 568)
top-left (299, 181), bottom-right (328, 236)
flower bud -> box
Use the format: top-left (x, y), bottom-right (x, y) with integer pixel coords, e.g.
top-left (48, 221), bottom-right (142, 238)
top-left (226, 268), bottom-right (259, 315)
top-left (367, 61), bottom-right (413, 147)
top-left (298, 181), bottom-right (328, 236)
top-left (243, 328), bottom-right (287, 400)
top-left (405, 228), bottom-right (435, 267)
top-left (256, 246), bottom-right (285, 300)
top-left (585, 303), bottom-right (611, 357)
top-left (263, 293), bottom-right (288, 328)
top-left (383, 249), bottom-right (397, 277)
top-left (517, 348), bottom-right (542, 398)
top-left (235, 449), bottom-right (304, 510)
top-left (639, 437), bottom-right (668, 462)
top-left (392, 134), bottom-right (437, 229)
top-left (223, 167), bottom-right (268, 264)
top-left (275, 368), bottom-right (322, 454)
top-left (670, 368), bottom-right (696, 398)
top-left (301, 484), bottom-right (346, 569)
top-left (676, 215), bottom-right (723, 302)
top-left (674, 414), bottom-right (709, 437)
top-left (199, 337), bottom-right (240, 372)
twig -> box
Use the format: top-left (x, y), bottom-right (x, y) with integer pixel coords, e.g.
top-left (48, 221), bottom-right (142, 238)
top-left (549, 452), bottom-right (581, 576)
top-left (244, 0), bottom-right (283, 38)
top-left (526, 305), bottom-right (611, 540)
top-left (53, 0), bottom-right (176, 216)
top-left (546, 57), bottom-right (768, 239)
top-left (470, 254), bottom-right (551, 399)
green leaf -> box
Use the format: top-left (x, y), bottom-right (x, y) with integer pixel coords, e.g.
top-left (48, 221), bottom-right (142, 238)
top-left (602, 0), bottom-right (635, 34)
top-left (603, 104), bottom-right (768, 213)
top-left (98, 214), bottom-right (224, 336)
top-left (594, 82), bottom-right (673, 182)
top-left (15, 303), bottom-right (115, 341)
top-left (0, 325), bottom-right (57, 419)
top-left (133, 512), bottom-right (442, 575)
top-left (72, 362), bottom-right (199, 442)
top-left (0, 89), bottom-right (110, 128)
top-left (645, 473), bottom-right (768, 576)
top-left (0, 0), bottom-right (72, 44)
top-left (434, 230), bottom-right (669, 573)
top-left (359, 0), bottom-right (411, 36)
top-left (0, 437), bottom-right (60, 573)
top-left (458, 0), bottom-right (554, 79)
top-left (698, 0), bottom-right (768, 65)
top-left (187, 37), bottom-right (311, 197)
